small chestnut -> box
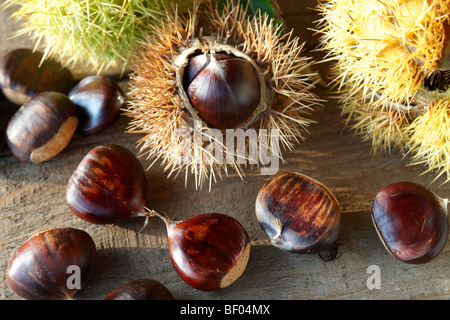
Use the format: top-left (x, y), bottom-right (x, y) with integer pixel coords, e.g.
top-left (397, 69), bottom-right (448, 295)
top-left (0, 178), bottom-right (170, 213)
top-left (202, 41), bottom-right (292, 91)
top-left (66, 144), bottom-right (147, 224)
top-left (6, 227), bottom-right (97, 300)
top-left (371, 181), bottom-right (449, 264)
top-left (0, 48), bottom-right (74, 105)
top-left (182, 50), bottom-right (262, 129)
top-left (68, 75), bottom-right (125, 135)
top-left (104, 279), bottom-right (174, 300)
top-left (152, 212), bottom-right (250, 291)
top-left (255, 172), bottom-right (342, 254)
top-left (6, 91), bottom-right (78, 163)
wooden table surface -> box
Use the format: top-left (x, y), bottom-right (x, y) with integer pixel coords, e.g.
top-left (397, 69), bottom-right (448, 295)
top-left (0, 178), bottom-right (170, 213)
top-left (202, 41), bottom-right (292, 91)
top-left (0, 1), bottom-right (449, 300)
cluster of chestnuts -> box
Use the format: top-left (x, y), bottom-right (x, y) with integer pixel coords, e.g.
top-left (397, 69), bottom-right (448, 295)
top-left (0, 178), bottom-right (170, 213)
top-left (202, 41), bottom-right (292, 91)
top-left (66, 144), bottom-right (251, 292)
top-left (0, 48), bottom-right (125, 163)
top-left (6, 141), bottom-right (450, 299)
top-left (255, 172), bottom-right (449, 265)
top-left (7, 144), bottom-right (252, 299)
top-left (3, 43), bottom-right (449, 301)
top-left (6, 227), bottom-right (174, 300)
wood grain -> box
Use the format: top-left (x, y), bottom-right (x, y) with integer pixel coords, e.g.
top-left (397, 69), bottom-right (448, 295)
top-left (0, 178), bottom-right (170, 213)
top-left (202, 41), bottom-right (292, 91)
top-left (0, 1), bottom-right (449, 300)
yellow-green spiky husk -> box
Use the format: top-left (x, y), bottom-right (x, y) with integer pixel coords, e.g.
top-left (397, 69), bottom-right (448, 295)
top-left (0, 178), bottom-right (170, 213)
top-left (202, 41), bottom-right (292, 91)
top-left (3, 0), bottom-right (193, 76)
top-left (317, 0), bottom-right (450, 184)
top-left (125, 1), bottom-right (320, 189)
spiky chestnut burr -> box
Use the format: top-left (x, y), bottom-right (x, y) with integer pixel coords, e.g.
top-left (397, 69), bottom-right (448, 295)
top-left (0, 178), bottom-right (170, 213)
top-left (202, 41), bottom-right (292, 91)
top-left (125, 0), bottom-right (320, 189)
top-left (2, 0), bottom-right (192, 76)
top-left (317, 0), bottom-right (450, 184)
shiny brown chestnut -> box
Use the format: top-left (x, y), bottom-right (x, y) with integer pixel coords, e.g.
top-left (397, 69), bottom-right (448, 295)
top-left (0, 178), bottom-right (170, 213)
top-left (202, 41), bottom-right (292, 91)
top-left (0, 48), bottom-right (74, 105)
top-left (66, 144), bottom-right (147, 224)
top-left (182, 51), bottom-right (262, 129)
top-left (6, 92), bottom-right (78, 163)
top-left (255, 172), bottom-right (342, 254)
top-left (104, 279), bottom-right (174, 300)
top-left (6, 227), bottom-right (96, 300)
top-left (68, 75), bottom-right (125, 135)
top-left (152, 212), bottom-right (250, 291)
top-left (371, 181), bottom-right (449, 264)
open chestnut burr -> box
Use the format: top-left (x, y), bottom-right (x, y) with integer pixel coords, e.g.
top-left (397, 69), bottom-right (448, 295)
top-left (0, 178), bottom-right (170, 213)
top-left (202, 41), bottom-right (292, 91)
top-left (67, 144), bottom-right (251, 291)
top-left (371, 181), bottom-right (449, 264)
top-left (0, 48), bottom-right (74, 105)
top-left (6, 91), bottom-right (78, 163)
top-left (125, 1), bottom-right (320, 189)
top-left (255, 172), bottom-right (342, 255)
top-left (6, 227), bottom-right (97, 300)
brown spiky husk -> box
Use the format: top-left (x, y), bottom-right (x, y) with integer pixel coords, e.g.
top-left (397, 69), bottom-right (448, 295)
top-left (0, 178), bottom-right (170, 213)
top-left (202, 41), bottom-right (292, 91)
top-left (125, 1), bottom-right (319, 189)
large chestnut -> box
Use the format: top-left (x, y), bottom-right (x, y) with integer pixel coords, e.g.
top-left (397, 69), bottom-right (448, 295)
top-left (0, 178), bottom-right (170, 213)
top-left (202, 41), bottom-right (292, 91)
top-left (0, 48), bottom-right (74, 105)
top-left (372, 181), bottom-right (449, 264)
top-left (6, 227), bottom-right (97, 300)
top-left (255, 172), bottom-right (342, 254)
top-left (68, 75), bottom-right (125, 135)
top-left (181, 50), bottom-right (263, 129)
top-left (104, 279), bottom-right (174, 300)
top-left (66, 144), bottom-right (147, 224)
top-left (152, 212), bottom-right (250, 291)
top-left (6, 92), bottom-right (78, 163)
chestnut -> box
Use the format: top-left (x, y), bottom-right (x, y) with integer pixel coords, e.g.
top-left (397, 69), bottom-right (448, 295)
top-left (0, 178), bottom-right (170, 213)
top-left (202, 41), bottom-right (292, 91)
top-left (6, 92), bottom-right (78, 163)
top-left (0, 48), bottom-right (74, 105)
top-left (371, 181), bottom-right (449, 264)
top-left (66, 144), bottom-right (147, 224)
top-left (68, 75), bottom-right (125, 135)
top-left (152, 212), bottom-right (250, 291)
top-left (104, 279), bottom-right (174, 300)
top-left (6, 227), bottom-right (97, 300)
top-left (181, 50), bottom-right (262, 129)
top-left (255, 172), bottom-right (342, 254)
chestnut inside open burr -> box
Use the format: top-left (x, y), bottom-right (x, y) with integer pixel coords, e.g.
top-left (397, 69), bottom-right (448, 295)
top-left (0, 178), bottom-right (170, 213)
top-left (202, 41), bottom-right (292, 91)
top-left (181, 49), bottom-right (263, 130)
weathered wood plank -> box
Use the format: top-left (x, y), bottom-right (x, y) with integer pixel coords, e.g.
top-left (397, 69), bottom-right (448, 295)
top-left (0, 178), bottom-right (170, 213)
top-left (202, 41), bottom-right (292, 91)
top-left (0, 0), bottom-right (448, 301)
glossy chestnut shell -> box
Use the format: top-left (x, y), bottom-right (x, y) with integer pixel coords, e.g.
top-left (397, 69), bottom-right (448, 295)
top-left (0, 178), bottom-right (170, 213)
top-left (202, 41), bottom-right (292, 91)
top-left (66, 144), bottom-right (147, 224)
top-left (255, 172), bottom-right (342, 253)
top-left (371, 181), bottom-right (449, 264)
top-left (0, 48), bottom-right (74, 105)
top-left (104, 279), bottom-right (174, 300)
top-left (181, 50), bottom-right (262, 130)
top-left (165, 213), bottom-right (250, 291)
top-left (6, 227), bottom-right (96, 300)
top-left (6, 92), bottom-right (78, 163)
top-left (68, 75), bottom-right (125, 135)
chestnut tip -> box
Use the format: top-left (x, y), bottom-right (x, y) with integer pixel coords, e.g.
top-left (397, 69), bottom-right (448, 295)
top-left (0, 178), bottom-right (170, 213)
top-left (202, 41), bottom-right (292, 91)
top-left (68, 75), bottom-right (125, 135)
top-left (371, 181), bottom-right (449, 264)
top-left (104, 279), bottom-right (175, 300)
top-left (255, 171), bottom-right (342, 254)
top-left (165, 213), bottom-right (251, 291)
top-left (6, 227), bottom-right (97, 300)
top-left (66, 144), bottom-right (147, 224)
